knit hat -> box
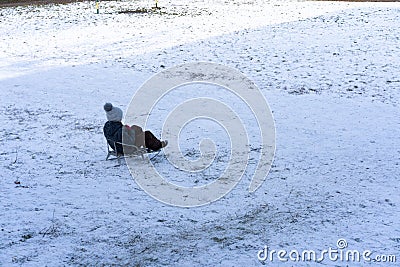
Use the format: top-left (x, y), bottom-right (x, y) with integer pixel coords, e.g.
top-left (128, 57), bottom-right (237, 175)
top-left (104, 103), bottom-right (123, 122)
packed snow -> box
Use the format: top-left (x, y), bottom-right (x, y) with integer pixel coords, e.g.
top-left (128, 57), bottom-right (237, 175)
top-left (0, 0), bottom-right (399, 266)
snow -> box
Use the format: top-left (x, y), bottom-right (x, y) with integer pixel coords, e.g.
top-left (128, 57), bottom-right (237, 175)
top-left (1, 0), bottom-right (400, 266)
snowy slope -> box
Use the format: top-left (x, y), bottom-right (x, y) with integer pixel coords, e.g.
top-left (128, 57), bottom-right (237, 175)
top-left (1, 0), bottom-right (400, 266)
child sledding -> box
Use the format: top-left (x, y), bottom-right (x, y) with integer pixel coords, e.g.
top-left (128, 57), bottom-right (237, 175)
top-left (103, 103), bottom-right (167, 160)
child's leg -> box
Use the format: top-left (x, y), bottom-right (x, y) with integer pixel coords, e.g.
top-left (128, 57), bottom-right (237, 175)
top-left (144, 131), bottom-right (163, 151)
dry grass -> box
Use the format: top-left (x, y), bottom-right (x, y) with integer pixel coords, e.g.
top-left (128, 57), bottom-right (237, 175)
top-left (1, 0), bottom-right (399, 8)
top-left (0, 0), bottom-right (86, 8)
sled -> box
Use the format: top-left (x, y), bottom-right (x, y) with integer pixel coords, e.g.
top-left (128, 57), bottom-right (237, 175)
top-left (106, 139), bottom-right (147, 161)
top-left (105, 139), bottom-right (161, 162)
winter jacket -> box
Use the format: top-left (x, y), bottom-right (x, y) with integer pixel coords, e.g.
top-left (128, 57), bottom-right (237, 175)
top-left (103, 121), bottom-right (124, 154)
top-left (103, 121), bottom-right (137, 154)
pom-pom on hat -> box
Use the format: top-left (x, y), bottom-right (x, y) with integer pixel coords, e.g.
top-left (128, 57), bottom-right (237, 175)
top-left (103, 103), bottom-right (123, 122)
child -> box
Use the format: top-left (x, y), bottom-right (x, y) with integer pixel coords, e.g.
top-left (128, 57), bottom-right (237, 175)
top-left (103, 103), bottom-right (167, 154)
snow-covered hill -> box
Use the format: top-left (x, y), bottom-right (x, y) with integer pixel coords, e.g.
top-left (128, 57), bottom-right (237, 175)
top-left (0, 0), bottom-right (399, 266)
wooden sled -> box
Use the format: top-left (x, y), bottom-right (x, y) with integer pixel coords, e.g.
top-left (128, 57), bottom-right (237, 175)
top-left (106, 139), bottom-right (160, 162)
top-left (106, 139), bottom-right (147, 161)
